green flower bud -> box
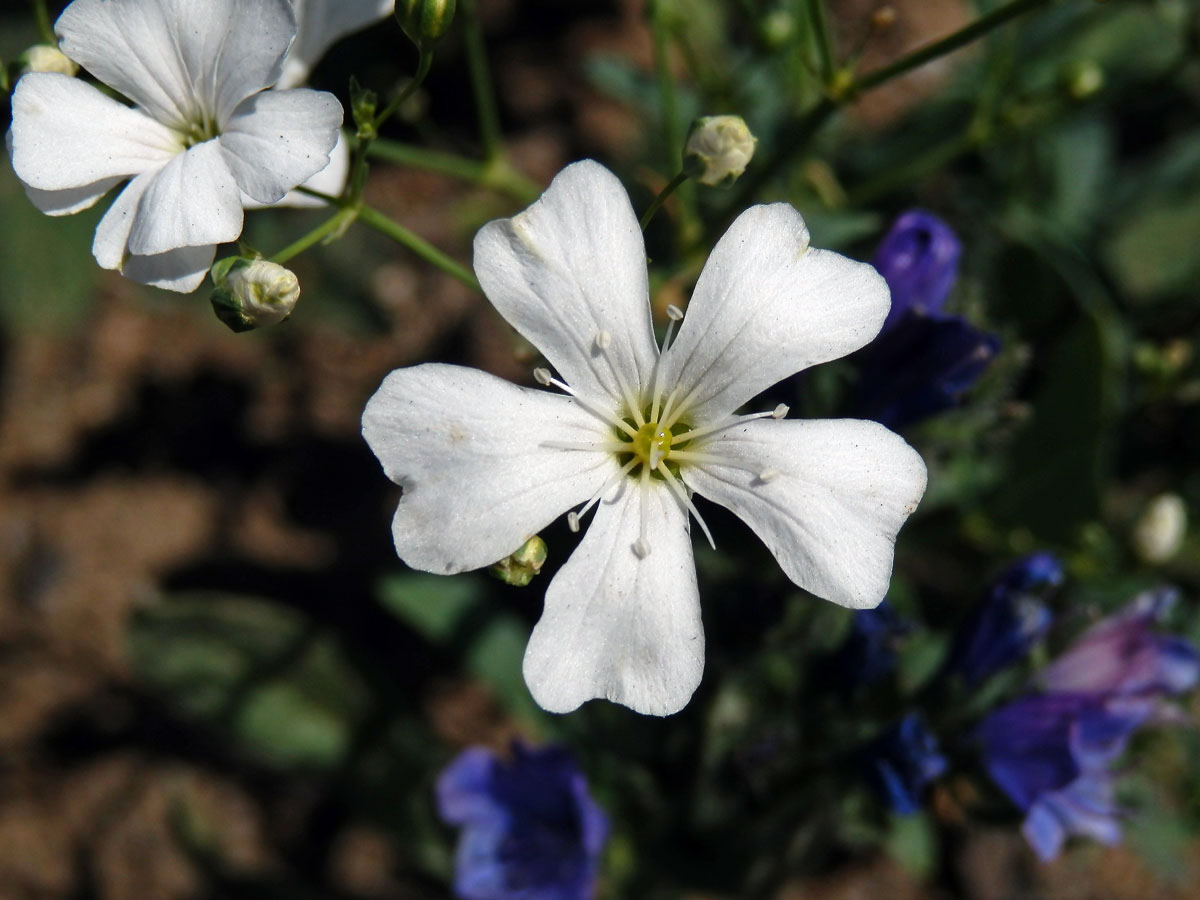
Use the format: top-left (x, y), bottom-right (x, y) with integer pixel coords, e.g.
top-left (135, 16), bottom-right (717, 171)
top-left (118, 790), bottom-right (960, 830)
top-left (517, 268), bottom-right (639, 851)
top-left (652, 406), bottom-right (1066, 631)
top-left (396, 0), bottom-right (457, 49)
top-left (349, 75), bottom-right (379, 140)
top-left (489, 535), bottom-right (548, 587)
top-left (1063, 61), bottom-right (1103, 100)
top-left (21, 43), bottom-right (78, 76)
top-left (210, 257), bottom-right (300, 333)
top-left (683, 115), bottom-right (757, 188)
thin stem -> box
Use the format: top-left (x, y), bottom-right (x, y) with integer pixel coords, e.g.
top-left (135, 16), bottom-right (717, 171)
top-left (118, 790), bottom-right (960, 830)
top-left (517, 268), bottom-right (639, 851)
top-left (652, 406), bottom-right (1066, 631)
top-left (374, 50), bottom-right (434, 128)
top-left (640, 171), bottom-right (690, 230)
top-left (31, 0), bottom-right (54, 44)
top-left (804, 0), bottom-right (836, 85)
top-left (460, 0), bottom-right (503, 161)
top-left (367, 139), bottom-right (540, 203)
top-left (723, 0), bottom-right (1056, 221)
top-left (851, 0), bottom-right (1055, 95)
top-left (356, 204), bottom-right (480, 292)
top-left (650, 0), bottom-right (698, 242)
top-left (270, 207), bottom-right (358, 265)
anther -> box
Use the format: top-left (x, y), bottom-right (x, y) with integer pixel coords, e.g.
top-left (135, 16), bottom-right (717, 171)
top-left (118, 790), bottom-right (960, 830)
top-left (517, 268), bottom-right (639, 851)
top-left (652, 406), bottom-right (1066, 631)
top-left (758, 468), bottom-right (780, 483)
top-left (567, 511), bottom-right (581, 533)
top-left (533, 367), bottom-right (552, 386)
top-left (772, 403), bottom-right (789, 419)
top-left (632, 538), bottom-right (651, 559)
top-left (595, 330), bottom-right (613, 351)
top-left (666, 304), bottom-right (684, 321)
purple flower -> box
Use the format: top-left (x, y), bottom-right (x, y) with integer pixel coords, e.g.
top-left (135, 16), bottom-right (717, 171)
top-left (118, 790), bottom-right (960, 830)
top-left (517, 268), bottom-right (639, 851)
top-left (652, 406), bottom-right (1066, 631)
top-left (855, 311), bottom-right (1000, 430)
top-left (828, 601), bottom-right (908, 690)
top-left (873, 211), bottom-right (962, 333)
top-left (856, 211), bottom-right (999, 429)
top-left (863, 714), bottom-right (948, 814)
top-left (945, 553), bottom-right (1062, 685)
top-left (436, 742), bottom-right (609, 900)
top-left (977, 693), bottom-right (1154, 861)
top-left (1038, 588), bottom-right (1200, 698)
top-left (978, 587), bottom-right (1200, 860)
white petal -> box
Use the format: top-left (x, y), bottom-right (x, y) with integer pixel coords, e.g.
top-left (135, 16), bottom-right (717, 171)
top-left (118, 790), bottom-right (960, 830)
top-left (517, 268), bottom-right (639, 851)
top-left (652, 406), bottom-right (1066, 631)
top-left (8, 73), bottom-right (179, 191)
top-left (127, 140), bottom-right (244, 256)
top-left (122, 245), bottom-right (216, 292)
top-left (56, 0), bottom-right (296, 129)
top-left (19, 177), bottom-right (125, 216)
top-left (523, 478), bottom-right (704, 716)
top-left (278, 0), bottom-right (395, 90)
top-left (665, 204), bottom-right (890, 422)
top-left (92, 167), bottom-right (216, 292)
top-left (680, 419), bottom-right (926, 609)
top-left (220, 89), bottom-right (343, 204)
top-left (473, 160), bottom-right (659, 409)
top-left (361, 363), bottom-right (618, 574)
top-left (242, 129), bottom-right (350, 209)
top-left (93, 169), bottom-right (157, 270)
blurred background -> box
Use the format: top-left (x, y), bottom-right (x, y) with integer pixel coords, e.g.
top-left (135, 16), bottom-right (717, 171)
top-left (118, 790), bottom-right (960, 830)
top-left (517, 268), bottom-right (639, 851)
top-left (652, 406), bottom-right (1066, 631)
top-left (2, 0), bottom-right (1200, 898)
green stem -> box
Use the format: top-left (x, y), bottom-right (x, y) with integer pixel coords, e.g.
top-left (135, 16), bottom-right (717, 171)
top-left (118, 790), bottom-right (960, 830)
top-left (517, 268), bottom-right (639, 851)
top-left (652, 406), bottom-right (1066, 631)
top-left (804, 0), bottom-right (836, 86)
top-left (31, 0), bottom-right (54, 44)
top-left (649, 0), bottom-right (698, 242)
top-left (357, 204), bottom-right (480, 291)
top-left (460, 0), bottom-right (503, 161)
top-left (640, 172), bottom-right (690, 230)
top-left (850, 0), bottom-right (1056, 95)
top-left (270, 207), bottom-right (358, 265)
top-left (727, 0), bottom-right (1057, 213)
top-left (374, 49), bottom-right (433, 129)
top-left (367, 139), bottom-right (540, 202)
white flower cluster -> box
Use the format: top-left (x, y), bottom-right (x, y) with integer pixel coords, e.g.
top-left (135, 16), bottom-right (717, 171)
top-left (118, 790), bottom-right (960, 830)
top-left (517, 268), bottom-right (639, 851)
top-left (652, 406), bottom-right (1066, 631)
top-left (6, 0), bottom-right (394, 291)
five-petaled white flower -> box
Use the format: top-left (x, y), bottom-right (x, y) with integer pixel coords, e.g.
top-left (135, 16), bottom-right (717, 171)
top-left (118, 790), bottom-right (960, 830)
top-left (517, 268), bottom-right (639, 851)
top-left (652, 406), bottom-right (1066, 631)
top-left (6, 0), bottom-right (343, 292)
top-left (362, 161), bottom-right (928, 716)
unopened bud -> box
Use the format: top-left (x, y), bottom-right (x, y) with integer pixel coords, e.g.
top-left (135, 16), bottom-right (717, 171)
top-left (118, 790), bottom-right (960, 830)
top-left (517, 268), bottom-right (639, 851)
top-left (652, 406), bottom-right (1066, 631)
top-left (1132, 494), bottom-right (1187, 564)
top-left (22, 43), bottom-right (78, 76)
top-left (489, 535), bottom-right (548, 587)
top-left (1063, 61), bottom-right (1103, 100)
top-left (396, 0), bottom-right (457, 49)
top-left (209, 257), bottom-right (300, 332)
top-left (349, 75), bottom-right (379, 140)
top-left (683, 115), bottom-right (757, 188)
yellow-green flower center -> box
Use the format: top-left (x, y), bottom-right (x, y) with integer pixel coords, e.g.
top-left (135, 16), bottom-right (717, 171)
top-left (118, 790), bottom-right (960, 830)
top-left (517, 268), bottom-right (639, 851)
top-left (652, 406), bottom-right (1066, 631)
top-left (631, 421), bottom-right (673, 466)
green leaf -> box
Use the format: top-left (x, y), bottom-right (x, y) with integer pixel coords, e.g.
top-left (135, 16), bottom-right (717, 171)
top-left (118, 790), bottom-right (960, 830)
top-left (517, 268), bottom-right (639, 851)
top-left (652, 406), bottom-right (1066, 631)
top-left (128, 592), bottom-right (367, 769)
top-left (376, 571), bottom-right (486, 643)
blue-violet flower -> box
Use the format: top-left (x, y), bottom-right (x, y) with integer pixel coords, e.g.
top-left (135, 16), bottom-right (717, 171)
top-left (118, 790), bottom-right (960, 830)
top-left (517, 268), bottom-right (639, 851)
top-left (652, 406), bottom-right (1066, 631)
top-left (437, 742), bottom-right (609, 900)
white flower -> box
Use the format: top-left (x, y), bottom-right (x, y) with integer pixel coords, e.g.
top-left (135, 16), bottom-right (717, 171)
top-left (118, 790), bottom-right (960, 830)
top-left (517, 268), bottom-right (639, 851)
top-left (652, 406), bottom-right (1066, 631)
top-left (362, 161), bottom-right (927, 716)
top-left (6, 0), bottom-right (343, 292)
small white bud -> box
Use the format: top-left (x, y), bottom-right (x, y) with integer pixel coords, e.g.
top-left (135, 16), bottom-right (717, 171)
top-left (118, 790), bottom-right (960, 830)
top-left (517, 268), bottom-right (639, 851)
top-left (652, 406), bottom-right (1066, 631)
top-left (210, 257), bottom-right (300, 332)
top-left (683, 115), bottom-right (757, 188)
top-left (1132, 493), bottom-right (1187, 564)
top-left (22, 44), bottom-right (78, 76)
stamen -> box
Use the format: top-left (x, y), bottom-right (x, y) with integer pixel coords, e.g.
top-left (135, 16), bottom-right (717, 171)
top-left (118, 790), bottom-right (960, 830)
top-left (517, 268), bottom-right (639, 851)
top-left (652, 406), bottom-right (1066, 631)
top-left (570, 457), bottom-right (639, 531)
top-left (658, 464), bottom-right (716, 550)
top-left (661, 382), bottom-right (704, 431)
top-left (772, 403), bottom-right (789, 418)
top-left (542, 439), bottom-right (631, 453)
top-left (633, 464), bottom-right (652, 558)
top-left (757, 468), bottom-right (780, 483)
top-left (670, 449), bottom-right (771, 479)
top-left (595, 330), bottom-right (612, 351)
top-left (535, 369), bottom-right (638, 439)
top-left (648, 441), bottom-right (664, 471)
top-left (672, 408), bottom-right (787, 446)
top-left (648, 306), bottom-right (685, 422)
